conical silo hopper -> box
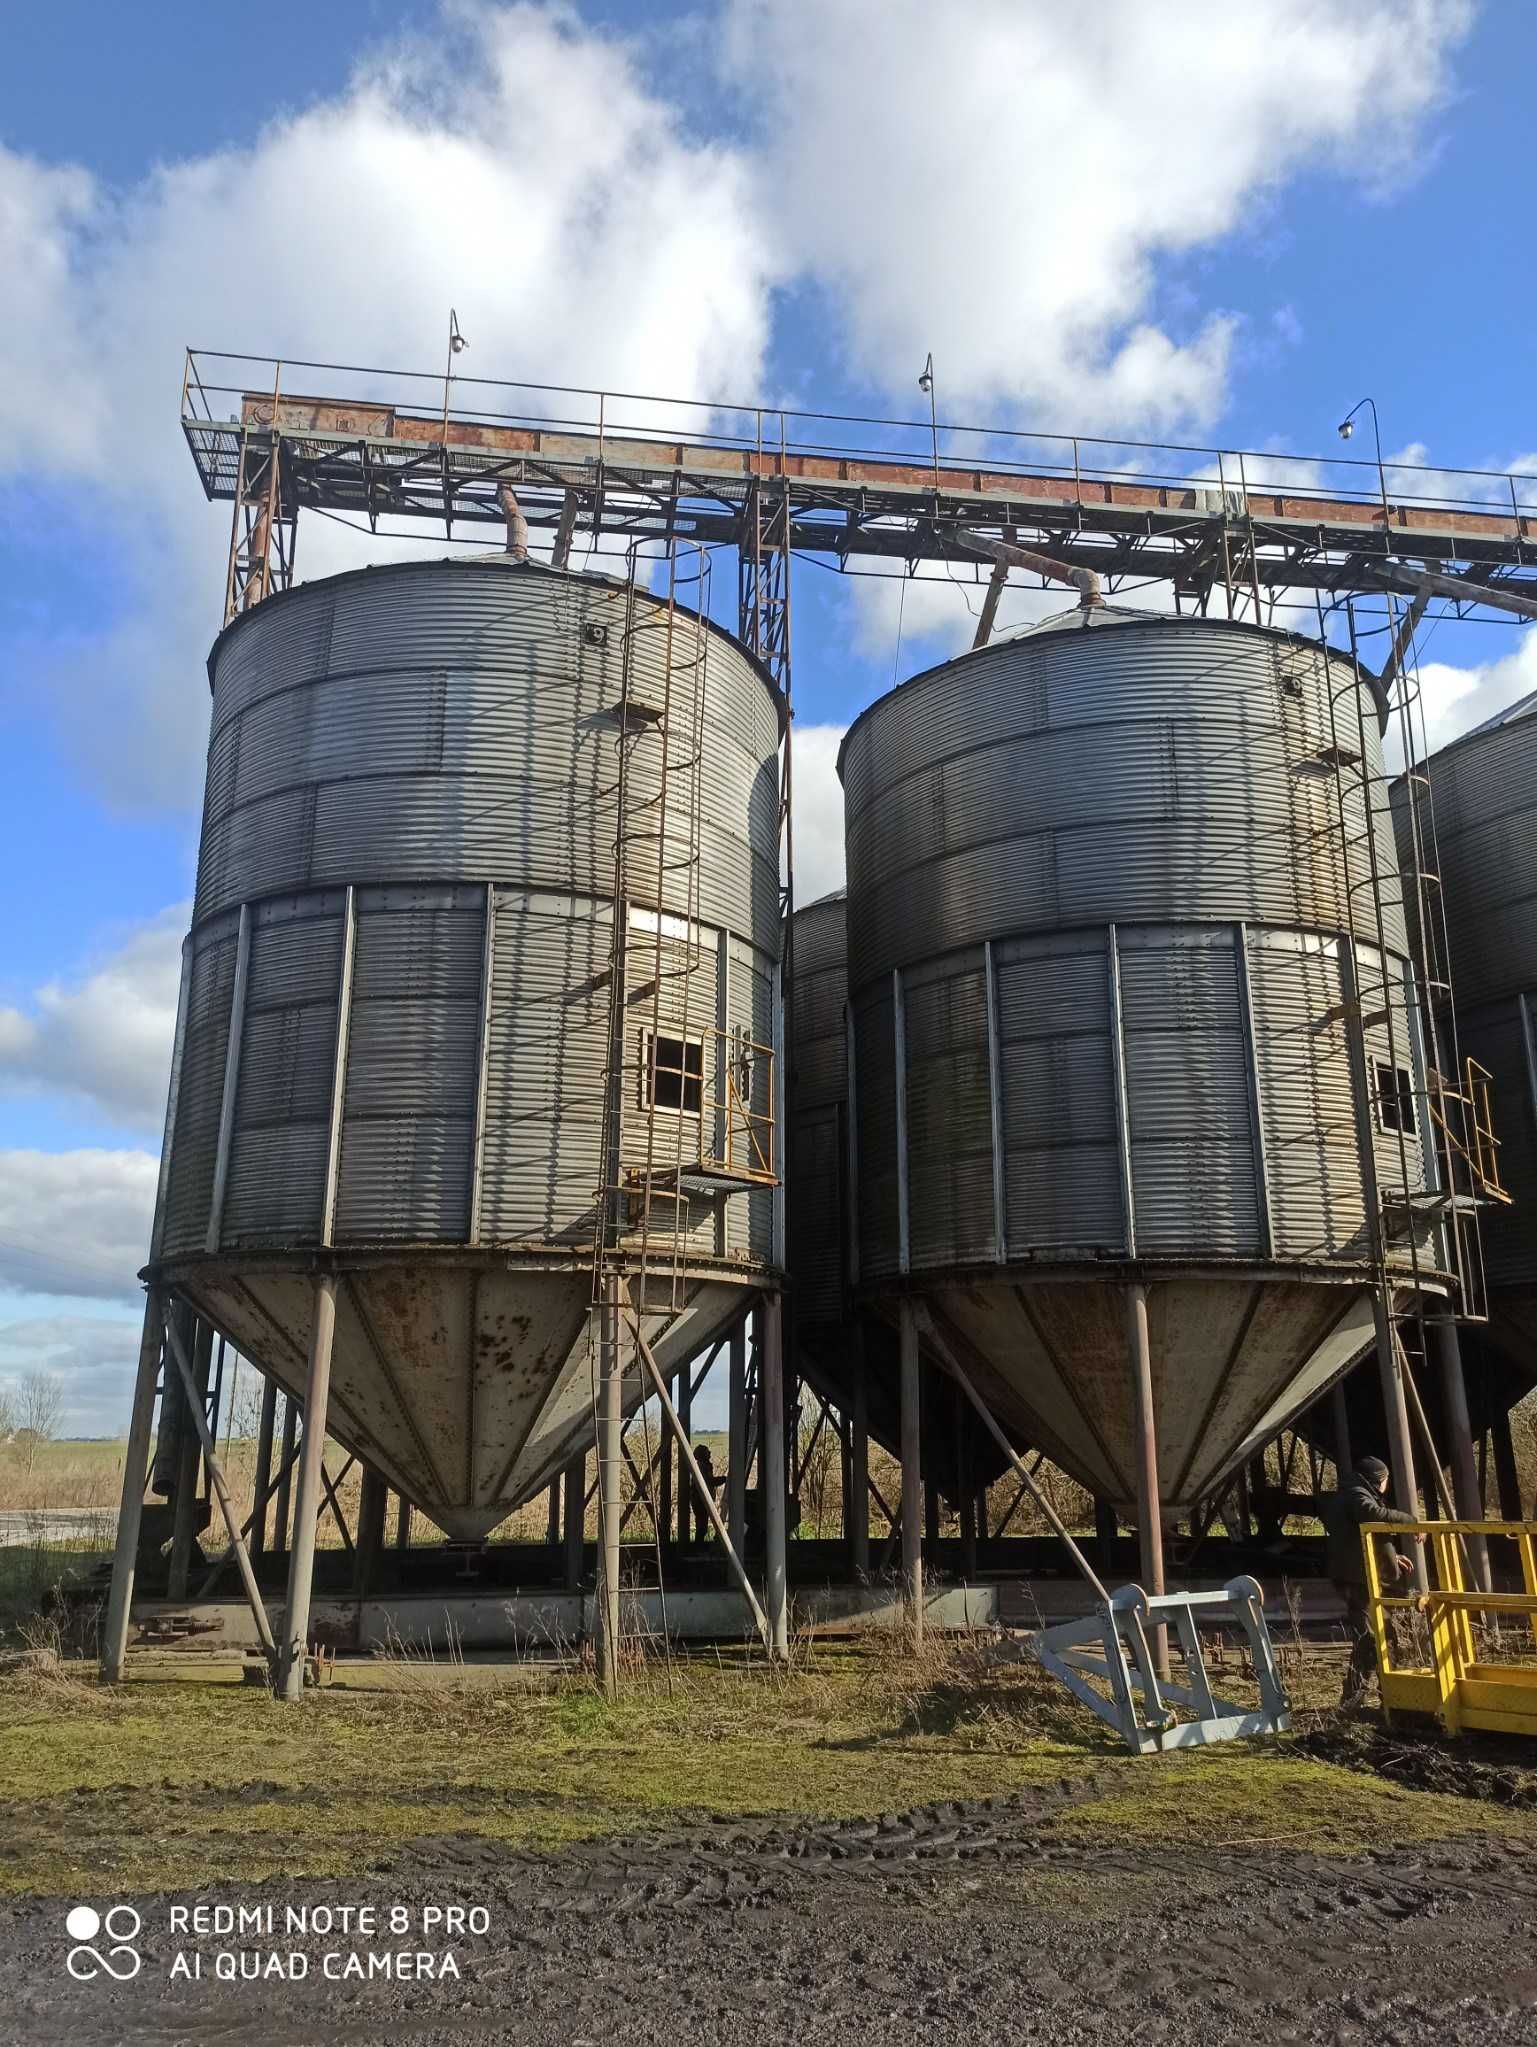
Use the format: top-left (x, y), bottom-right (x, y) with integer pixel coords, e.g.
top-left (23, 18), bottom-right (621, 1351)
top-left (149, 557), bottom-right (783, 1540)
top-left (840, 608), bottom-right (1447, 1522)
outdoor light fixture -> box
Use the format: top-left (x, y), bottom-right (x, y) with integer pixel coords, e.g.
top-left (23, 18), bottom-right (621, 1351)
top-left (449, 309), bottom-right (468, 355)
top-left (918, 353), bottom-right (934, 394)
top-left (1337, 418), bottom-right (1354, 441)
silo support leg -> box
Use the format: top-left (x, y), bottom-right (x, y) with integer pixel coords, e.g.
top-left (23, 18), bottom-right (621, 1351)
top-left (1371, 1292), bottom-right (1426, 1589)
top-left (250, 1375), bottom-right (278, 1562)
top-left (1432, 1323), bottom-right (1492, 1592)
top-left (899, 1300), bottom-right (923, 1641)
top-left (1491, 1410), bottom-right (1524, 1522)
top-left (100, 1289), bottom-right (167, 1685)
top-left (629, 1315), bottom-right (772, 1651)
top-left (277, 1275), bottom-right (337, 1701)
top-left (595, 1288), bottom-right (625, 1697)
top-left (274, 1396), bottom-right (298, 1558)
top-left (1124, 1283), bottom-right (1169, 1680)
top-left (167, 1313), bottom-right (213, 1600)
top-left (162, 1309), bottom-right (277, 1667)
top-left (761, 1294), bottom-right (791, 1659)
top-left (353, 1466), bottom-right (389, 1598)
top-left (563, 1452), bottom-right (585, 1594)
top-left (727, 1321), bottom-right (748, 1565)
top-left (1330, 1380), bottom-right (1354, 1483)
top-left (850, 1345), bottom-right (870, 1580)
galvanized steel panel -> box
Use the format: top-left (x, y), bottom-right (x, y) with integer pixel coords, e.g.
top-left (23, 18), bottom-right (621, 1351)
top-left (1117, 925), bottom-right (1261, 1257)
top-left (853, 986), bottom-right (900, 1280)
top-left (1460, 995), bottom-right (1537, 1287)
top-left (902, 954), bottom-right (995, 1270)
top-left (1404, 710), bottom-right (1537, 1010)
top-left (478, 890), bottom-right (609, 1244)
top-left (221, 896), bottom-right (345, 1247)
top-left (993, 935), bottom-right (1121, 1252)
top-left (841, 615), bottom-right (1402, 989)
top-left (333, 893), bottom-right (483, 1241)
top-left (160, 915), bottom-right (240, 1257)
top-left (789, 894), bottom-right (851, 1320)
top-left (200, 559), bottom-right (782, 954)
top-left (1243, 931), bottom-right (1365, 1262)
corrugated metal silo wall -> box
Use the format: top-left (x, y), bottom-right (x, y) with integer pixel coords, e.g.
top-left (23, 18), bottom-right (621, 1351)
top-left (789, 895), bottom-right (850, 1326)
top-left (161, 561), bottom-right (781, 1263)
top-left (1399, 713), bottom-right (1537, 1288)
top-left (843, 618), bottom-right (1425, 1279)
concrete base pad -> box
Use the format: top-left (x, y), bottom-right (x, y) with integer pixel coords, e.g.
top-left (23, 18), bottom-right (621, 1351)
top-left (126, 1575), bottom-right (1351, 1657)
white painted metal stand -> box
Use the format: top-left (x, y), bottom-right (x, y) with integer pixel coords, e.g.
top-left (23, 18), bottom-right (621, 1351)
top-left (1031, 1576), bottom-right (1291, 1756)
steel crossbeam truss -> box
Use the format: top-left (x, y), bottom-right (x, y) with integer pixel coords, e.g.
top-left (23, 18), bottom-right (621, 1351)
top-left (183, 349), bottom-right (1537, 627)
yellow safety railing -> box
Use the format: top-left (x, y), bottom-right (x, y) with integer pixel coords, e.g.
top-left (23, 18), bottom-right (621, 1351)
top-left (1363, 1519), bottom-right (1537, 1737)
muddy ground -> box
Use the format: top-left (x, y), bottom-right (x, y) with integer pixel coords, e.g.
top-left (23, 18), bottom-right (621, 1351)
top-left (3, 1777), bottom-right (1535, 2046)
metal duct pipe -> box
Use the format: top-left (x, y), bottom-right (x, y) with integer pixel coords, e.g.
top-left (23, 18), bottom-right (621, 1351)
top-left (498, 483), bottom-right (530, 560)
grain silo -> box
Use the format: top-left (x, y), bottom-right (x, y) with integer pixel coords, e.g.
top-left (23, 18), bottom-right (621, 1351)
top-left (789, 888), bottom-right (1016, 1569)
top-left (108, 554), bottom-right (784, 1680)
top-left (1391, 692), bottom-right (1537, 1515)
top-left (840, 606), bottom-right (1449, 1601)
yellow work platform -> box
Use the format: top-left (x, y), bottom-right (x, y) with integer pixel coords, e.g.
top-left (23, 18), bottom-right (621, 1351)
top-left (1364, 1519), bottom-right (1537, 1739)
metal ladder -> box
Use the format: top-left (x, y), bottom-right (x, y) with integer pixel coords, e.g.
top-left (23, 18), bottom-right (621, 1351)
top-left (590, 544), bottom-right (713, 1403)
top-left (1318, 599), bottom-right (1494, 1330)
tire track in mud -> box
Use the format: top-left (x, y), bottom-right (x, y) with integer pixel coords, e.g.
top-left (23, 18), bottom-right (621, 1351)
top-left (4, 1786), bottom-right (1536, 2045)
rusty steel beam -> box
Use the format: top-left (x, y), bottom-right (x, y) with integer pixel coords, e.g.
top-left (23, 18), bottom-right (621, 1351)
top-left (223, 392), bottom-right (1535, 555)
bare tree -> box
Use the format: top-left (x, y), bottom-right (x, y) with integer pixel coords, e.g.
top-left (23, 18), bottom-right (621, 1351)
top-left (16, 1371), bottom-right (65, 1474)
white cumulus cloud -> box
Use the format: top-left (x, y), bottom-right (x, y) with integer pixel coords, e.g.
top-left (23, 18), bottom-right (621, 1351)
top-left (0, 1149), bottom-right (159, 1303)
top-left (791, 724), bottom-right (850, 904)
top-left (0, 1), bottom-right (776, 808)
top-left (0, 907), bottom-right (186, 1133)
top-left (721, 0), bottom-right (1472, 431)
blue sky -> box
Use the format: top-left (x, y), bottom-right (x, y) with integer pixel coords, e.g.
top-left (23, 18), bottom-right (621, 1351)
top-left (3, 0), bottom-right (1534, 1434)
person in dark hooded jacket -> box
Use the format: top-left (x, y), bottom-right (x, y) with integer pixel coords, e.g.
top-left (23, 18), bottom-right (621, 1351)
top-left (1324, 1455), bottom-right (1422, 1707)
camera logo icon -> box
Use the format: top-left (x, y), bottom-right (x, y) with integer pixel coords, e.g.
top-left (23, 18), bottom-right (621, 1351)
top-left (65, 1904), bottom-right (142, 1982)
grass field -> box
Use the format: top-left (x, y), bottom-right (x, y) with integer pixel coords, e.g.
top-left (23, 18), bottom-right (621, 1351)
top-left (1, 1638), bottom-right (1531, 1900)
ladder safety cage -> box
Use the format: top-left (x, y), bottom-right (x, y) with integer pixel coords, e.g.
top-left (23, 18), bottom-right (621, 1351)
top-left (1313, 594), bottom-right (1496, 1335)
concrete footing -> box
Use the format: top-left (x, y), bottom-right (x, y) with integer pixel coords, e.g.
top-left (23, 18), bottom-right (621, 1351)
top-left (119, 1581), bottom-right (1000, 1658)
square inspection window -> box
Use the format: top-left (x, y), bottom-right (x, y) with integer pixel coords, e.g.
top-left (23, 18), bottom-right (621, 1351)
top-left (1375, 1062), bottom-right (1417, 1136)
top-left (646, 1032), bottom-right (704, 1115)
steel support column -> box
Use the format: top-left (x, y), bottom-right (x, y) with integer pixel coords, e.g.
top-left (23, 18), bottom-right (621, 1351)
top-left (1125, 1282), bottom-right (1168, 1677)
top-left (563, 1451), bottom-right (585, 1593)
top-left (595, 1285), bottom-right (625, 1696)
top-left (849, 1330), bottom-right (870, 1579)
top-left (273, 1395), bottom-right (298, 1558)
top-left (100, 1291), bottom-right (167, 1684)
top-left (761, 1293), bottom-right (790, 1658)
top-left (353, 1466), bottom-right (389, 1598)
top-left (250, 1375), bottom-right (278, 1562)
top-left (1432, 1322), bottom-right (1492, 1591)
top-left (1491, 1409), bottom-right (1524, 1521)
top-left (899, 1299), bottom-right (923, 1639)
top-left (167, 1316), bottom-right (214, 1599)
top-left (727, 1319), bottom-right (748, 1563)
top-left (1330, 1380), bottom-right (1354, 1482)
top-left (277, 1276), bottom-right (338, 1701)
top-left (1370, 1293), bottom-right (1421, 1515)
